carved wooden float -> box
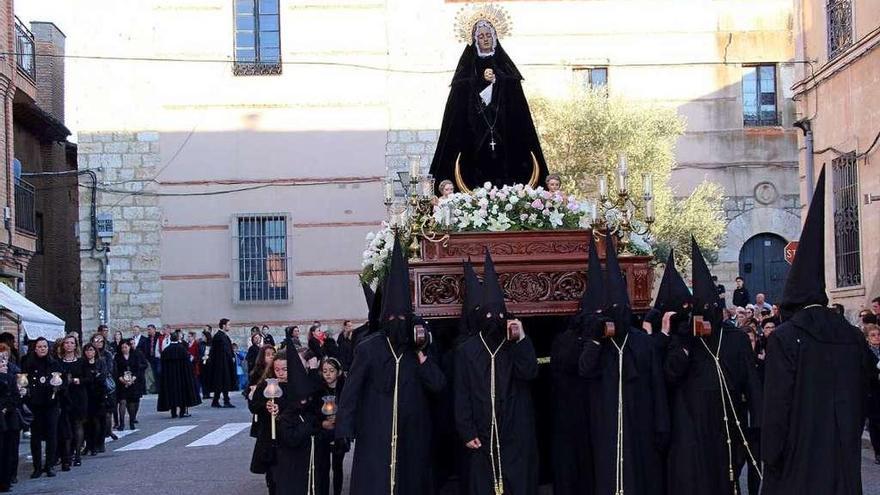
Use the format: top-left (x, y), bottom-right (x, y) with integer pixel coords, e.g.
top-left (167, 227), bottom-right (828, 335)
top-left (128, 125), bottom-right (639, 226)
top-left (410, 230), bottom-right (653, 318)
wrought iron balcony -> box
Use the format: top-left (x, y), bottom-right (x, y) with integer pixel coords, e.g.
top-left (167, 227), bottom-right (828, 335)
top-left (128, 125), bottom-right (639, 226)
top-left (14, 16), bottom-right (36, 81)
top-left (14, 177), bottom-right (35, 235)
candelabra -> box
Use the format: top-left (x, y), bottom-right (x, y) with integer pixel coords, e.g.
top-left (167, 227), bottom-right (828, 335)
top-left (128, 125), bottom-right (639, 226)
top-left (590, 154), bottom-right (655, 255)
top-left (383, 156), bottom-right (450, 260)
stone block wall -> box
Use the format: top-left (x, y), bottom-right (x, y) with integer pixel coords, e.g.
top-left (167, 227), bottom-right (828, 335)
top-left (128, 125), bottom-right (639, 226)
top-left (385, 129), bottom-right (438, 193)
top-left (78, 131), bottom-right (162, 333)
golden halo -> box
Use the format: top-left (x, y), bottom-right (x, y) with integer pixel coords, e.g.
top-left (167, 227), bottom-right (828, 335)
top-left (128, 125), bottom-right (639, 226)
top-left (454, 3), bottom-right (512, 45)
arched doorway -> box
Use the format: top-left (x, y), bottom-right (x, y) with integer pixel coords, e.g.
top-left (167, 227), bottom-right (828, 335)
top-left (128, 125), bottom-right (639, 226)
top-left (738, 233), bottom-right (789, 305)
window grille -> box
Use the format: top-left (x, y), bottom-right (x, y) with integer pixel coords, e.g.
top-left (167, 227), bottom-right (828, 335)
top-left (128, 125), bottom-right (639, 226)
top-left (574, 67), bottom-right (608, 91)
top-left (233, 0), bottom-right (282, 76)
top-left (233, 214), bottom-right (290, 302)
top-left (827, 0), bottom-right (853, 59)
top-left (742, 64), bottom-right (778, 126)
top-left (832, 153), bottom-right (861, 288)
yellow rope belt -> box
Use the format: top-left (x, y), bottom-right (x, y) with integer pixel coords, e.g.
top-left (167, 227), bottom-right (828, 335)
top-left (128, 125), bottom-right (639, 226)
top-left (610, 334), bottom-right (629, 495)
top-left (479, 333), bottom-right (506, 495)
top-left (386, 339), bottom-right (404, 495)
top-left (700, 333), bottom-right (763, 495)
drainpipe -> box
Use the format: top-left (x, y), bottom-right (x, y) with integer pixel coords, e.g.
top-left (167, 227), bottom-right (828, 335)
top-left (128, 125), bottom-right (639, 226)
top-left (95, 248), bottom-right (109, 325)
top-left (794, 119), bottom-right (815, 204)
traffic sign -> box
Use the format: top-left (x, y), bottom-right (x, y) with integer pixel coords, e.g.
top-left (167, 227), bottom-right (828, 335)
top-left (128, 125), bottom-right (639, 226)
top-left (784, 241), bottom-right (799, 265)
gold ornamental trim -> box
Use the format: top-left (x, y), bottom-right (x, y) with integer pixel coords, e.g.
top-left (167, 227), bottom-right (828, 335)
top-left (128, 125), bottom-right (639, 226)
top-left (453, 151), bottom-right (540, 193)
top-left (454, 3), bottom-right (512, 44)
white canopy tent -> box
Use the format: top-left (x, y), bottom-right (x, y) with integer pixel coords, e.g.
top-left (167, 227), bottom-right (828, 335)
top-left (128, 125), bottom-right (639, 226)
top-left (0, 282), bottom-right (65, 340)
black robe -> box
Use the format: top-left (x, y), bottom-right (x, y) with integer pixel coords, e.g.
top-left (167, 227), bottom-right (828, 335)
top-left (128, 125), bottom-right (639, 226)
top-left (579, 329), bottom-right (669, 495)
top-left (430, 44), bottom-right (548, 191)
top-left (336, 334), bottom-right (446, 495)
top-left (273, 403), bottom-right (320, 495)
top-left (664, 328), bottom-right (762, 495)
top-left (761, 307), bottom-right (877, 495)
top-left (550, 329), bottom-right (593, 495)
top-left (157, 342), bottom-right (201, 411)
top-left (207, 330), bottom-right (238, 393)
top-left (455, 333), bottom-right (539, 495)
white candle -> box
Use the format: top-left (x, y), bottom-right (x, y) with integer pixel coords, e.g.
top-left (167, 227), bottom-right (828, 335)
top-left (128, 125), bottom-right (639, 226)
top-left (646, 197), bottom-right (655, 221)
top-left (384, 179), bottom-right (394, 203)
top-left (409, 156), bottom-right (420, 178)
top-left (598, 175), bottom-right (608, 199)
top-left (643, 173), bottom-right (653, 198)
top-left (616, 154), bottom-right (628, 195)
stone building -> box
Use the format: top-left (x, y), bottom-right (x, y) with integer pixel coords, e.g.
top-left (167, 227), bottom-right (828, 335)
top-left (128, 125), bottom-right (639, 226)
top-left (792, 0), bottom-right (880, 315)
top-left (16, 0), bottom-right (801, 339)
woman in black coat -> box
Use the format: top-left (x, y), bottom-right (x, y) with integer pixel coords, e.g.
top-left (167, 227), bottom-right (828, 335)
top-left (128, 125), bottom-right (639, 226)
top-left (56, 334), bottom-right (88, 470)
top-left (23, 337), bottom-right (64, 479)
top-left (114, 340), bottom-right (146, 430)
top-left (307, 326), bottom-right (338, 362)
top-left (81, 343), bottom-right (108, 456)
top-left (0, 343), bottom-right (22, 491)
top-left (90, 333), bottom-right (117, 439)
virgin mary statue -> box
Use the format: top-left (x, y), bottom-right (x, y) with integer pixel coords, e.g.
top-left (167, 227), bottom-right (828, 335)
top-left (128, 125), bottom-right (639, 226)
top-left (429, 5), bottom-right (549, 193)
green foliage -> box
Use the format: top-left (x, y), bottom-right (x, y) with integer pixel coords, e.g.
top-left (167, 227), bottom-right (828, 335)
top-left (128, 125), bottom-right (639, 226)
top-left (530, 88), bottom-right (726, 265)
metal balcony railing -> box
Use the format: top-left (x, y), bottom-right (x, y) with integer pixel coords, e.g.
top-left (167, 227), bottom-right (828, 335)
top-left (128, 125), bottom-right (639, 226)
top-left (14, 177), bottom-right (35, 235)
top-left (14, 16), bottom-right (36, 81)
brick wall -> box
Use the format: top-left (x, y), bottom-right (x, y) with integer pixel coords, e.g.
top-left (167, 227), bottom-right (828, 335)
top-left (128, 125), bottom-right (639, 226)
top-left (78, 131), bottom-right (162, 333)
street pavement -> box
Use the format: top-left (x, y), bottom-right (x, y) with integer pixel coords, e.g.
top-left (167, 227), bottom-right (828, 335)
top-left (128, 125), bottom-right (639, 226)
top-left (9, 394), bottom-right (880, 494)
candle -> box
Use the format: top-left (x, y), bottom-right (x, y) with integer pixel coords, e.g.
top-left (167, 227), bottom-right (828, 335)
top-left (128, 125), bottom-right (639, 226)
top-left (598, 175), bottom-right (608, 199)
top-left (421, 174), bottom-right (435, 199)
top-left (588, 201), bottom-right (598, 223)
top-left (409, 156), bottom-right (421, 178)
top-left (646, 197), bottom-right (655, 221)
top-left (643, 173), bottom-right (653, 198)
top-left (616, 154), bottom-right (628, 195)
top-left (444, 205), bottom-right (452, 226)
top-left (384, 179), bottom-right (394, 204)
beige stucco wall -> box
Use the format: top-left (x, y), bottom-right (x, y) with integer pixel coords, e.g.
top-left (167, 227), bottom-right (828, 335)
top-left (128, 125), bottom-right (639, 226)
top-left (15, 0), bottom-right (803, 332)
top-left (794, 0), bottom-right (880, 316)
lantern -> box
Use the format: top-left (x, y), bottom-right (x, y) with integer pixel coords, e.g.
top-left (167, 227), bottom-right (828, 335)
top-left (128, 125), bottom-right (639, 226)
top-left (264, 378), bottom-right (284, 440)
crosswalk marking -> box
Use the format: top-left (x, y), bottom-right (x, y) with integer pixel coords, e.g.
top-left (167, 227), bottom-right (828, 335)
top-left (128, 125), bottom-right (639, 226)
top-left (186, 422), bottom-right (251, 447)
top-left (110, 429), bottom-right (138, 442)
top-left (115, 425), bottom-right (197, 452)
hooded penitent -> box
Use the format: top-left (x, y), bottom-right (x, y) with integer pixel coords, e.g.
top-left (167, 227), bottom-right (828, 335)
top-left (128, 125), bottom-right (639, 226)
top-left (603, 230), bottom-right (631, 338)
top-left (779, 167), bottom-right (829, 317)
top-left (690, 236), bottom-right (722, 333)
top-left (479, 249), bottom-right (509, 342)
top-left (654, 249), bottom-right (691, 314)
top-left (761, 166), bottom-right (872, 495)
top-left (569, 233), bottom-right (606, 337)
top-left (458, 258), bottom-right (483, 340)
top-left (381, 236), bottom-right (414, 348)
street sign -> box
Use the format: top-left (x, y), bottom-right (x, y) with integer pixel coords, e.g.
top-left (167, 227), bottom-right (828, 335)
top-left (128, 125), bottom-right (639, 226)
top-left (784, 241), bottom-right (799, 265)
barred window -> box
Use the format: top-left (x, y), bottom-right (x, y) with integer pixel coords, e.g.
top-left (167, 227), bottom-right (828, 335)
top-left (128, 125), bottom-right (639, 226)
top-left (233, 0), bottom-right (282, 76)
top-left (742, 64), bottom-right (778, 126)
top-left (574, 67), bottom-right (608, 90)
top-left (832, 153), bottom-right (861, 288)
top-left (827, 0), bottom-right (853, 59)
top-left (234, 214), bottom-right (290, 302)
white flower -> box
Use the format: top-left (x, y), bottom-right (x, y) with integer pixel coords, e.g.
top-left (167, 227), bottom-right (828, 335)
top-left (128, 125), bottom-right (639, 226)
top-left (504, 203), bottom-right (513, 211)
top-left (478, 198), bottom-right (489, 208)
top-left (509, 195), bottom-right (519, 205)
top-left (549, 211), bottom-right (565, 227)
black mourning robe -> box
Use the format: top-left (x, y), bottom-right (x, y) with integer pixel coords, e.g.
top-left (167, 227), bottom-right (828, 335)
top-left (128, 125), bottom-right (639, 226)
top-left (761, 307), bottom-right (877, 495)
top-left (273, 403), bottom-right (320, 495)
top-left (207, 330), bottom-right (238, 393)
top-left (550, 328), bottom-right (593, 495)
top-left (430, 43), bottom-right (548, 191)
top-left (336, 334), bottom-right (446, 495)
top-left (579, 329), bottom-right (669, 495)
top-left (664, 327), bottom-right (762, 495)
top-left (157, 342), bottom-right (201, 411)
top-left (455, 334), bottom-right (539, 495)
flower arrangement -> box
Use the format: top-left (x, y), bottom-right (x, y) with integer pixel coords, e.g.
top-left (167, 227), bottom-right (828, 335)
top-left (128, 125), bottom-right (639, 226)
top-left (360, 182), bottom-right (652, 285)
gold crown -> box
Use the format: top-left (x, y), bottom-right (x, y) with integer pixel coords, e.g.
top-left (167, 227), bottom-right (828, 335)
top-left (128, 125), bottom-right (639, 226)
top-left (454, 3), bottom-right (512, 44)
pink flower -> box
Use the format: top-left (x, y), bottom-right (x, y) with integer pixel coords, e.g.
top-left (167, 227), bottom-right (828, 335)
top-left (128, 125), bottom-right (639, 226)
top-left (542, 191), bottom-right (552, 200)
top-left (531, 199), bottom-right (544, 209)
